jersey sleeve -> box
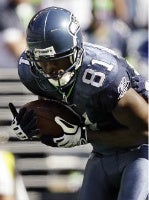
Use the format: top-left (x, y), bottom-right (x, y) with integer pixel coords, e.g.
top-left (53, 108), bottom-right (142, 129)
top-left (18, 51), bottom-right (63, 100)
top-left (98, 57), bottom-right (131, 112)
top-left (131, 74), bottom-right (149, 103)
top-left (18, 51), bottom-right (45, 96)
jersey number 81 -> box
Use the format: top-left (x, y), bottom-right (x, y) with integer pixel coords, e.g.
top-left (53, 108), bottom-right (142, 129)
top-left (82, 59), bottom-right (114, 87)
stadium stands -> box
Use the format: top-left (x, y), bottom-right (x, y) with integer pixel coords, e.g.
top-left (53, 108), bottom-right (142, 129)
top-left (0, 67), bottom-right (92, 200)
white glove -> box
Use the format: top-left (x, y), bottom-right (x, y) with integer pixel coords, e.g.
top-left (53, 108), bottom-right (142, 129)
top-left (9, 103), bottom-right (39, 140)
top-left (41, 116), bottom-right (87, 148)
top-left (11, 117), bottom-right (28, 140)
top-left (52, 116), bottom-right (87, 147)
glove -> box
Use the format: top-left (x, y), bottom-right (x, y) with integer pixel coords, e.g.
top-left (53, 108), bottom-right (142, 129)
top-left (9, 103), bottom-right (39, 140)
top-left (40, 116), bottom-right (88, 148)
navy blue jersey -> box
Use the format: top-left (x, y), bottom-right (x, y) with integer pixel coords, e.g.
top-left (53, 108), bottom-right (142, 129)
top-left (18, 42), bottom-right (148, 154)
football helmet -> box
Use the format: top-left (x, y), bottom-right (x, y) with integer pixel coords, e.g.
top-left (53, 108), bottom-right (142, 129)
top-left (26, 6), bottom-right (84, 93)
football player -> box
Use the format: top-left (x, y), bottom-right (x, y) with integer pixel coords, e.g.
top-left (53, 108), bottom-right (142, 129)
top-left (9, 7), bottom-right (148, 200)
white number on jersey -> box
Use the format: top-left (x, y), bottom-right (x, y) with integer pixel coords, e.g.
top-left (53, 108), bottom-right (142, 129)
top-left (82, 59), bottom-right (114, 87)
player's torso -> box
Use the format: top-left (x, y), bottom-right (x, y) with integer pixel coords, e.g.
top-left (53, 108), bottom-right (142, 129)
top-left (18, 43), bottom-right (148, 154)
top-left (69, 43), bottom-right (129, 131)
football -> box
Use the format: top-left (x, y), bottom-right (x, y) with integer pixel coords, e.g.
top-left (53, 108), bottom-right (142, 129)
top-left (22, 99), bottom-right (82, 138)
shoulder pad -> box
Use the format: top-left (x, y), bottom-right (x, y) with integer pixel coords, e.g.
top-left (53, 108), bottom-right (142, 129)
top-left (18, 51), bottom-right (63, 100)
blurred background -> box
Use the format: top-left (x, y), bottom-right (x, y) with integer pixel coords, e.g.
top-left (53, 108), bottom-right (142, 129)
top-left (0, 0), bottom-right (148, 199)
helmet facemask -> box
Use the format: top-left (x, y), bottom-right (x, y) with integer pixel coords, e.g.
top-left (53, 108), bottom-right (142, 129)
top-left (27, 46), bottom-right (83, 89)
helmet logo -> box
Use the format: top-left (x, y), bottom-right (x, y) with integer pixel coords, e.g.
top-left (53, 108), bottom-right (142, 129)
top-left (69, 15), bottom-right (80, 35)
top-left (34, 46), bottom-right (56, 58)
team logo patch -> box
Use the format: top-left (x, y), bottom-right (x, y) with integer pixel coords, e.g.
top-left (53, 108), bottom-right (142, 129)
top-left (118, 77), bottom-right (130, 99)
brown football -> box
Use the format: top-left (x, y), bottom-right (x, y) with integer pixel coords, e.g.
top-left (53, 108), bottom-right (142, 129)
top-left (22, 99), bottom-right (82, 138)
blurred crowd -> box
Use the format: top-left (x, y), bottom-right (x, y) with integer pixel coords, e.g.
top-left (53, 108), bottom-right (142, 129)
top-left (0, 0), bottom-right (148, 79)
top-left (0, 0), bottom-right (148, 199)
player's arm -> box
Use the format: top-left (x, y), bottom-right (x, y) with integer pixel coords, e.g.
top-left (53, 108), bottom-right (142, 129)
top-left (9, 100), bottom-right (87, 147)
top-left (87, 88), bottom-right (148, 147)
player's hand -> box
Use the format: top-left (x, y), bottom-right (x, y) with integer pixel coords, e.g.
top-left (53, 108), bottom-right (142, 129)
top-left (40, 116), bottom-right (88, 147)
top-left (9, 103), bottom-right (39, 140)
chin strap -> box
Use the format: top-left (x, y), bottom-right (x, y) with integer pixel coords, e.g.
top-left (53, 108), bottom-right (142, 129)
top-left (59, 66), bottom-right (80, 102)
top-left (58, 76), bottom-right (77, 103)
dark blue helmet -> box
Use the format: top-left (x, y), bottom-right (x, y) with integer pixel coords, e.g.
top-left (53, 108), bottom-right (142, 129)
top-left (26, 6), bottom-right (84, 90)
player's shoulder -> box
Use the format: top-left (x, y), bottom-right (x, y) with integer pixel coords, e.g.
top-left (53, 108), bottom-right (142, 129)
top-left (83, 42), bottom-right (118, 57)
top-left (83, 42), bottom-right (122, 76)
top-left (18, 51), bottom-right (44, 96)
top-left (18, 51), bottom-right (32, 80)
top-left (18, 51), bottom-right (63, 99)
top-left (81, 42), bottom-right (127, 90)
top-left (75, 42), bottom-right (133, 109)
